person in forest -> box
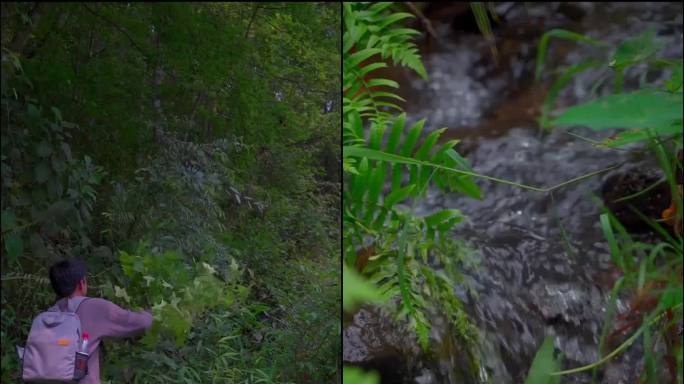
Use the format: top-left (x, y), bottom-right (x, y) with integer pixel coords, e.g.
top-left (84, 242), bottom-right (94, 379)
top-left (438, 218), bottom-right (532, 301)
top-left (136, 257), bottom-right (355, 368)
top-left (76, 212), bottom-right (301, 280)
top-left (47, 259), bottom-right (152, 384)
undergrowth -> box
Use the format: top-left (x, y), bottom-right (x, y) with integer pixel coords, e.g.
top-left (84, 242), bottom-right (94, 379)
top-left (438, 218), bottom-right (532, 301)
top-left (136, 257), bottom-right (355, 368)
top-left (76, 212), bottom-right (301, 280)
top-left (1, 3), bottom-right (340, 383)
top-left (525, 26), bottom-right (683, 384)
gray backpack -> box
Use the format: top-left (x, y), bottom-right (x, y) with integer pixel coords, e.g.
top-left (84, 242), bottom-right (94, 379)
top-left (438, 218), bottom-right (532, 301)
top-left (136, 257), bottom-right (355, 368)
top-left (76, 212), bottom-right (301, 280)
top-left (20, 297), bottom-right (90, 382)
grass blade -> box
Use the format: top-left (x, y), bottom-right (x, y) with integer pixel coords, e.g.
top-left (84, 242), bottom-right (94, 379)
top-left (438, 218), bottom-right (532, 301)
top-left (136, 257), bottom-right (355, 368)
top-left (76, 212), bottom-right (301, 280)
top-left (536, 29), bottom-right (608, 81)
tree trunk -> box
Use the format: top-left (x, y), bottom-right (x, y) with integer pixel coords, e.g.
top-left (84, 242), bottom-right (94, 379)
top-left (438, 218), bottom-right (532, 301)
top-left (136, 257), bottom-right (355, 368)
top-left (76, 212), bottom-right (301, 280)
top-left (244, 4), bottom-right (259, 38)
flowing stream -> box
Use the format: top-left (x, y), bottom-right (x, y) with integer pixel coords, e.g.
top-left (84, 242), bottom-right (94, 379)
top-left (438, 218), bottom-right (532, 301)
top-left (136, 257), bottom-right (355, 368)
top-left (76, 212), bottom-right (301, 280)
top-left (343, 3), bottom-right (683, 383)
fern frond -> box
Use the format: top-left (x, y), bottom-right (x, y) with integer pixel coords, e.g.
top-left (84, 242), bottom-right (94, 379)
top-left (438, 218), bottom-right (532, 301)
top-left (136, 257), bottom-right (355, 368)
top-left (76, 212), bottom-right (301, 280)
top-left (345, 112), bottom-right (480, 233)
top-left (343, 3), bottom-right (427, 126)
top-left (343, 3), bottom-right (481, 364)
top-left (361, 218), bottom-right (477, 350)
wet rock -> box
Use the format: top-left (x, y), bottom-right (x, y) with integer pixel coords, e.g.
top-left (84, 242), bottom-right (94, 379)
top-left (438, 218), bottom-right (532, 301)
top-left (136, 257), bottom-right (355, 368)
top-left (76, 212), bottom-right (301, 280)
top-left (530, 282), bottom-right (603, 329)
top-left (601, 169), bottom-right (670, 233)
top-left (343, 306), bottom-right (422, 384)
top-left (344, 306), bottom-right (484, 384)
top-left (370, 2), bottom-right (683, 383)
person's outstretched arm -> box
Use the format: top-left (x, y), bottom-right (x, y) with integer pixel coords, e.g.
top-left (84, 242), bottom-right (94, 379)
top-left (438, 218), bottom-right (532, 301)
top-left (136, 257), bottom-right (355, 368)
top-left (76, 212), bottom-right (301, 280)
top-left (88, 298), bottom-right (153, 338)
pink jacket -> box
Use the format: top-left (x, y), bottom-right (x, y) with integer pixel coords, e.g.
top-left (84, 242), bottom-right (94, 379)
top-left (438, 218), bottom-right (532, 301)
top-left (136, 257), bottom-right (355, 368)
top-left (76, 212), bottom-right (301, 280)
top-left (55, 296), bottom-right (153, 384)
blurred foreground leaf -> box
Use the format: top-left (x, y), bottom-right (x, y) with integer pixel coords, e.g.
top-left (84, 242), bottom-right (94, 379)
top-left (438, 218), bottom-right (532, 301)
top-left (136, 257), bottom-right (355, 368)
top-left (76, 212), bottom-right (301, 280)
top-left (343, 265), bottom-right (385, 311)
top-left (524, 336), bottom-right (562, 384)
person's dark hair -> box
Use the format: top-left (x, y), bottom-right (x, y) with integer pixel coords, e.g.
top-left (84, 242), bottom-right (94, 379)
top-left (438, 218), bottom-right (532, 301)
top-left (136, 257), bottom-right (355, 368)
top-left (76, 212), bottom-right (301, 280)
top-left (48, 259), bottom-right (87, 297)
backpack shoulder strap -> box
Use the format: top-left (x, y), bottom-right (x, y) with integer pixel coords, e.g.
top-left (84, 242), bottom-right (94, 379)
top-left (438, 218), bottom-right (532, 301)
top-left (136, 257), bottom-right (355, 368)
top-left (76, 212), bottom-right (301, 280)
top-left (69, 296), bottom-right (91, 314)
top-left (51, 296), bottom-right (91, 313)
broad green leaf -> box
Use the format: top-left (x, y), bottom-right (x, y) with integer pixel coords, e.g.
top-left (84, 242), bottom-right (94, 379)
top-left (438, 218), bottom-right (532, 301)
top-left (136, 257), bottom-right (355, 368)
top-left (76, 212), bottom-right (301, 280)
top-left (4, 233), bottom-right (23, 262)
top-left (524, 336), bottom-right (561, 384)
top-left (553, 90), bottom-right (683, 133)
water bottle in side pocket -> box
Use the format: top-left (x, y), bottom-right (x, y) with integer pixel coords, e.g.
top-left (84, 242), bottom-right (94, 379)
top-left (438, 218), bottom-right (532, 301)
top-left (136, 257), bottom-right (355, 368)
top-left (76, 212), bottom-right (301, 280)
top-left (73, 332), bottom-right (89, 380)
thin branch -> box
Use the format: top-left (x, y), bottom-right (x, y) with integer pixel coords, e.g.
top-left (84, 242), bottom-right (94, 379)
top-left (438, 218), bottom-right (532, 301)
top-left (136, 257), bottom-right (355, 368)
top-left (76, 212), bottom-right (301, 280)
top-left (81, 3), bottom-right (148, 59)
top-left (244, 4), bottom-right (260, 38)
top-left (405, 2), bottom-right (437, 40)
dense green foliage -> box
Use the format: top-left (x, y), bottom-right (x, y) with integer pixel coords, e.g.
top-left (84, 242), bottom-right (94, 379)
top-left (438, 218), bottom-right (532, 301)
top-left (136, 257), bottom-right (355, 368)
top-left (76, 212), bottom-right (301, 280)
top-left (342, 1), bottom-right (482, 379)
top-left (1, 2), bottom-right (340, 383)
top-left (526, 27), bottom-right (683, 384)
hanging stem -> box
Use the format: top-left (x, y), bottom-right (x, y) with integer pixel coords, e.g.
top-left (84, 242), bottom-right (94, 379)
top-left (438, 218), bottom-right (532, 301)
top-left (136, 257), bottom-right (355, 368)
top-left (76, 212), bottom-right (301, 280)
top-left (344, 146), bottom-right (625, 193)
